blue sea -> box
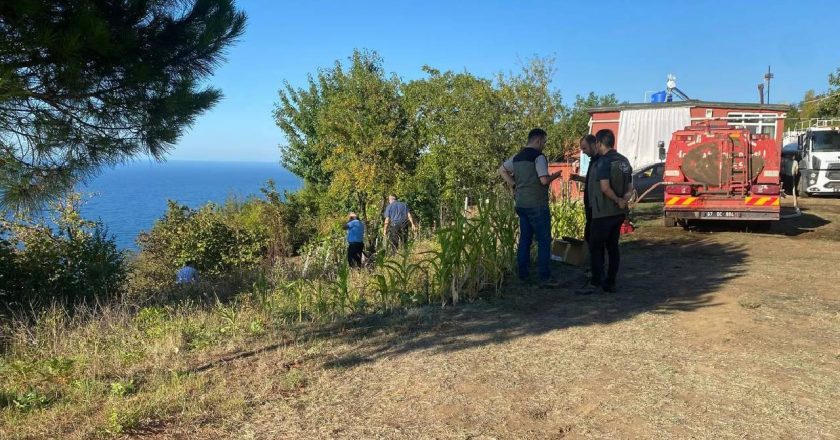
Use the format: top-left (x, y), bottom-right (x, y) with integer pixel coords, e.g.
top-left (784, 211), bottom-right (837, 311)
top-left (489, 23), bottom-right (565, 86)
top-left (78, 161), bottom-right (301, 250)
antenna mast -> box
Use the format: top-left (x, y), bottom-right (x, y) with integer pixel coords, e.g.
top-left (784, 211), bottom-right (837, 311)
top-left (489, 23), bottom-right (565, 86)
top-left (763, 66), bottom-right (774, 104)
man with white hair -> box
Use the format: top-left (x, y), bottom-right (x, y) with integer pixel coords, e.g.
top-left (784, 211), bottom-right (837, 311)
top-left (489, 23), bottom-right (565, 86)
top-left (343, 212), bottom-right (365, 267)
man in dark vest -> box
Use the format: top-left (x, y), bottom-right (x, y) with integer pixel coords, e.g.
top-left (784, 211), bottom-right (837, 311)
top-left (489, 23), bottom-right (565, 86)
top-left (581, 129), bottom-right (633, 294)
top-left (498, 128), bottom-right (563, 287)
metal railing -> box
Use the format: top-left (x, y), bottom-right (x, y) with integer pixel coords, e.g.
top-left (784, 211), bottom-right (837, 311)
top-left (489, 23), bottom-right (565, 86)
top-left (790, 118), bottom-right (840, 132)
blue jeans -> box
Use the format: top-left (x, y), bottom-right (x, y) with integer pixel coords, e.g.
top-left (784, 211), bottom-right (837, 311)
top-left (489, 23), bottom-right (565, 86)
top-left (515, 205), bottom-right (552, 282)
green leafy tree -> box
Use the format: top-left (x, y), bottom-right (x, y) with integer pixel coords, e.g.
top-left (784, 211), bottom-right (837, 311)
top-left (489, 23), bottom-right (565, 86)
top-left (495, 58), bottom-right (566, 160)
top-left (402, 67), bottom-right (509, 217)
top-left (276, 52), bottom-right (622, 230)
top-left (557, 92), bottom-right (619, 156)
top-left (0, 0), bottom-right (246, 209)
top-left (818, 69), bottom-right (840, 117)
top-left (800, 90), bottom-right (820, 119)
top-left (275, 50), bottom-right (419, 222)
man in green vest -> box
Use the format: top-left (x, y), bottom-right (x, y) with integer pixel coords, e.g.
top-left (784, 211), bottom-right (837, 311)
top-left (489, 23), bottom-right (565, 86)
top-left (498, 128), bottom-right (563, 287)
top-left (580, 129), bottom-right (633, 294)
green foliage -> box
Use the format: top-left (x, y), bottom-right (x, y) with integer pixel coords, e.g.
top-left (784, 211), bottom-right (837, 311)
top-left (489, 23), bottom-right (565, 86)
top-left (550, 199), bottom-right (587, 240)
top-left (275, 50), bottom-right (418, 222)
top-left (276, 51), bottom-right (616, 229)
top-left (372, 248), bottom-right (427, 308)
top-left (494, 58), bottom-right (566, 160)
top-left (134, 199), bottom-right (268, 289)
top-left (0, 194), bottom-right (126, 308)
top-left (109, 379), bottom-right (135, 398)
top-left (0, 388), bottom-right (56, 412)
top-left (0, 0), bottom-right (246, 208)
top-left (818, 68), bottom-right (840, 117)
top-left (260, 180), bottom-right (319, 258)
top-left (425, 194), bottom-right (518, 304)
top-left (404, 68), bottom-right (511, 211)
top-left (557, 92), bottom-right (620, 155)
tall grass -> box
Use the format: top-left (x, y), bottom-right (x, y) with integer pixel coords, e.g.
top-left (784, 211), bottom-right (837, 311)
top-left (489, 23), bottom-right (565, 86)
top-left (1, 191), bottom-right (597, 437)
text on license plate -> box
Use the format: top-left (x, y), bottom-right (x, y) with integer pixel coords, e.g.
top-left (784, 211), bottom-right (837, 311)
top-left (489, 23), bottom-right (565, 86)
top-left (702, 211), bottom-right (740, 218)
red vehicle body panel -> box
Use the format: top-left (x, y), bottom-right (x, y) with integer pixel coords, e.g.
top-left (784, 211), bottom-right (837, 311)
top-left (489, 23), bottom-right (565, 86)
top-left (662, 124), bottom-right (782, 221)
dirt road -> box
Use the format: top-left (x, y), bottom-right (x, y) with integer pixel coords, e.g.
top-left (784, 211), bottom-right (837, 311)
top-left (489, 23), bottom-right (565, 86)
top-left (147, 198), bottom-right (840, 440)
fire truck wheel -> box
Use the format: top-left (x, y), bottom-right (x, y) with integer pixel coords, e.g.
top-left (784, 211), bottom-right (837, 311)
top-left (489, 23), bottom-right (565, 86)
top-left (750, 221), bottom-right (772, 232)
top-left (663, 216), bottom-right (677, 227)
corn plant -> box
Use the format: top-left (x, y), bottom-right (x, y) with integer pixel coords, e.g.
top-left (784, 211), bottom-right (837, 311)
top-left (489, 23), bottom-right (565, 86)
top-left (550, 198), bottom-right (586, 240)
top-left (371, 247), bottom-right (426, 310)
top-left (326, 262), bottom-right (353, 315)
top-left (425, 193), bottom-right (517, 305)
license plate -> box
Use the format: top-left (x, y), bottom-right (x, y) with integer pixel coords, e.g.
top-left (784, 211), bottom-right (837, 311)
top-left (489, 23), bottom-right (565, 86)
top-left (701, 211), bottom-right (740, 218)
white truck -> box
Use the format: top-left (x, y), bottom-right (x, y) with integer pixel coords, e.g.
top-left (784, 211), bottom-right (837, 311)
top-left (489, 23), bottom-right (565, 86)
top-left (794, 120), bottom-right (840, 196)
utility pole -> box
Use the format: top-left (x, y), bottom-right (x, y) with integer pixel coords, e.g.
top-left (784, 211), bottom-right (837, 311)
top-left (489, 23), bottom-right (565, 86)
top-left (764, 65), bottom-right (774, 104)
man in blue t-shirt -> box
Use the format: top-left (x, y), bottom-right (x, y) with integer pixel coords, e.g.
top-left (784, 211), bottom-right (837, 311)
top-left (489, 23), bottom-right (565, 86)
top-left (383, 194), bottom-right (416, 252)
top-left (343, 212), bottom-right (365, 267)
top-left (176, 261), bottom-right (198, 284)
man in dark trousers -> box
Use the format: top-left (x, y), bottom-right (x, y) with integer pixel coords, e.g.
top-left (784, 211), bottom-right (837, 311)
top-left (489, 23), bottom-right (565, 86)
top-left (343, 212), bottom-right (365, 267)
top-left (581, 129), bottom-right (632, 294)
top-left (498, 128), bottom-right (563, 288)
top-left (570, 134), bottom-right (599, 244)
top-left (383, 194), bottom-right (416, 252)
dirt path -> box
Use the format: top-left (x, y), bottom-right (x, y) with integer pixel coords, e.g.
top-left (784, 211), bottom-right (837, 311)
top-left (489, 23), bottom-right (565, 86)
top-left (144, 198), bottom-right (840, 440)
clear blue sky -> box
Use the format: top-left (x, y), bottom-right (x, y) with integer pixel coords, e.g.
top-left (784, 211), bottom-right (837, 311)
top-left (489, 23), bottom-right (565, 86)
top-left (170, 0), bottom-right (840, 162)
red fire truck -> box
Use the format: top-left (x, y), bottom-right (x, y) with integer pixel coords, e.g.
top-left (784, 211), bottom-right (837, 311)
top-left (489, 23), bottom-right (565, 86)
top-left (661, 123), bottom-right (782, 227)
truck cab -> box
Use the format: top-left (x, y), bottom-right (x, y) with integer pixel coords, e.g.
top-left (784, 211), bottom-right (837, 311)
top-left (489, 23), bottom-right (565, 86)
top-left (797, 124), bottom-right (840, 196)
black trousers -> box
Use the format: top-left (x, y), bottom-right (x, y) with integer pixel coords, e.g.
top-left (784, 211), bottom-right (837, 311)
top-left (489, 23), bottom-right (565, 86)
top-left (588, 214), bottom-right (625, 286)
top-left (387, 222), bottom-right (409, 252)
top-left (347, 242), bottom-right (364, 267)
top-left (584, 206), bottom-right (593, 244)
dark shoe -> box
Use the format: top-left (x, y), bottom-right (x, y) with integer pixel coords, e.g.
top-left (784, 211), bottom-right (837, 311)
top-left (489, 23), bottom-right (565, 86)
top-left (538, 279), bottom-right (562, 289)
top-left (602, 283), bottom-right (617, 293)
top-left (575, 284), bottom-right (602, 295)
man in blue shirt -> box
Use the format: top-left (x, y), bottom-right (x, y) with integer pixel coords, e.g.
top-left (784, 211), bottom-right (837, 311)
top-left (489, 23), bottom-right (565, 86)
top-left (383, 194), bottom-right (416, 252)
top-left (176, 261), bottom-right (198, 284)
top-left (343, 212), bottom-right (365, 267)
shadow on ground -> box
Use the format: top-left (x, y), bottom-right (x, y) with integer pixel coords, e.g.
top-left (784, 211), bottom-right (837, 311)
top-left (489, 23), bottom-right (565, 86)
top-left (320, 237), bottom-right (747, 369)
top-left (681, 209), bottom-right (831, 237)
top-left (769, 209), bottom-right (832, 236)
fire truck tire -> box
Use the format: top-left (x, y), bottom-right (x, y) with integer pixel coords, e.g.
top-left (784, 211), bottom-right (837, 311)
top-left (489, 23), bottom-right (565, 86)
top-left (750, 221), bottom-right (772, 232)
top-left (663, 216), bottom-right (677, 227)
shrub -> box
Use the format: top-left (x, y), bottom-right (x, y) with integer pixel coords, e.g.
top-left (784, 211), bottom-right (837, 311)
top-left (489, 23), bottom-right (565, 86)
top-left (550, 198), bottom-right (586, 240)
top-left (259, 181), bottom-right (320, 258)
top-left (0, 194), bottom-right (127, 309)
top-left (133, 200), bottom-right (268, 292)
